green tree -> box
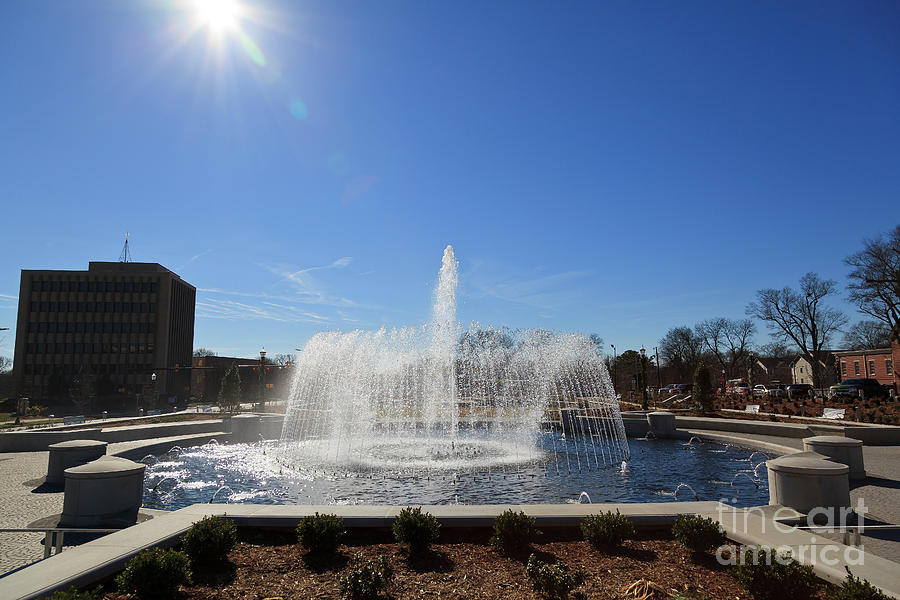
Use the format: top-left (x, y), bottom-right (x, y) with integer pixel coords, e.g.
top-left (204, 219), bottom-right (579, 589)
top-left (693, 360), bottom-right (713, 412)
top-left (218, 364), bottom-right (241, 414)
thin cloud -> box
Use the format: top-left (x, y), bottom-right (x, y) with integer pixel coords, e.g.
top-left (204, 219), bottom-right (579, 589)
top-left (0, 293), bottom-right (17, 300)
top-left (196, 298), bottom-right (330, 324)
top-left (467, 265), bottom-right (591, 309)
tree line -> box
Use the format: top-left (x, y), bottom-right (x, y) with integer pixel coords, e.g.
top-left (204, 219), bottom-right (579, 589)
top-left (657, 226), bottom-right (899, 389)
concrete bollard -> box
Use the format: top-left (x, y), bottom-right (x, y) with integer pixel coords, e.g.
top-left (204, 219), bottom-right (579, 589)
top-left (766, 454), bottom-right (850, 515)
top-left (646, 411), bottom-right (676, 438)
top-left (46, 440), bottom-right (108, 486)
top-left (803, 436), bottom-right (866, 480)
top-left (60, 456), bottom-right (146, 527)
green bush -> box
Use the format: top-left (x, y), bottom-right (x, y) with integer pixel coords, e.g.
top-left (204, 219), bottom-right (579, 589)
top-left (525, 554), bottom-right (586, 600)
top-left (580, 510), bottom-right (635, 550)
top-left (827, 566), bottom-right (891, 600)
top-left (47, 587), bottom-right (100, 600)
top-left (182, 515), bottom-right (237, 565)
top-left (392, 506), bottom-right (440, 553)
top-left (671, 515), bottom-right (727, 554)
top-left (490, 509), bottom-right (541, 553)
top-left (115, 548), bottom-right (192, 600)
top-left (297, 512), bottom-right (346, 555)
top-left (734, 546), bottom-right (819, 600)
top-left (339, 555), bottom-right (394, 600)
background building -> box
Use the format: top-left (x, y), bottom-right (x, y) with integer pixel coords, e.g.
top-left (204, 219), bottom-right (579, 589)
top-left (12, 262), bottom-right (195, 411)
top-left (833, 341), bottom-right (898, 392)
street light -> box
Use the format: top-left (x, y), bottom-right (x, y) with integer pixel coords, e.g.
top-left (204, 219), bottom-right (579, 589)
top-left (610, 344), bottom-right (617, 393)
top-left (639, 346), bottom-right (648, 409)
top-left (259, 347), bottom-right (267, 410)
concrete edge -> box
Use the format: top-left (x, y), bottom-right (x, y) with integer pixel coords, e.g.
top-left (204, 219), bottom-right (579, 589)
top-left (681, 430), bottom-right (798, 455)
top-left (715, 505), bottom-right (900, 598)
top-left (0, 501), bottom-right (724, 600)
top-left (110, 433), bottom-right (231, 461)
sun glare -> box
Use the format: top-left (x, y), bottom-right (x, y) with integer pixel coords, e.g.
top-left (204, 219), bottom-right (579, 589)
top-left (194, 0), bottom-right (240, 32)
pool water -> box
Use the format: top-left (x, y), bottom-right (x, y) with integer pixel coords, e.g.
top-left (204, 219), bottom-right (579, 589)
top-left (140, 436), bottom-right (772, 509)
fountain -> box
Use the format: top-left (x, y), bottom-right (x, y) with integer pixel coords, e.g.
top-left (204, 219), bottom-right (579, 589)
top-left (278, 246), bottom-right (629, 475)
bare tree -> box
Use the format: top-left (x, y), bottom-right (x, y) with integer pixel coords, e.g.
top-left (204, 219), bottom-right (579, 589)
top-left (271, 353), bottom-right (295, 367)
top-left (0, 356), bottom-right (10, 373)
top-left (658, 326), bottom-right (703, 381)
top-left (759, 341), bottom-right (791, 361)
top-left (193, 348), bottom-right (218, 357)
top-left (747, 272), bottom-right (847, 388)
top-left (845, 226), bottom-right (900, 346)
top-left (843, 320), bottom-right (893, 350)
top-left (695, 318), bottom-right (755, 379)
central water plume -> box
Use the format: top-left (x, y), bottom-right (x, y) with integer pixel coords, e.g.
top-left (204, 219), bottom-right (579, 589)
top-left (279, 245), bottom-right (629, 475)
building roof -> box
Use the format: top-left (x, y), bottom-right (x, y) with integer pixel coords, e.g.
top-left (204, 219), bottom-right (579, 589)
top-left (833, 347), bottom-right (893, 357)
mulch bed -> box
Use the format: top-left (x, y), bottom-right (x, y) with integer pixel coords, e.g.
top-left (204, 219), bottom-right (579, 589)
top-left (97, 529), bottom-right (759, 599)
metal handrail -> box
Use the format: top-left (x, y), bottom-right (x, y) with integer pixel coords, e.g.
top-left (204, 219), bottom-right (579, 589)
top-left (0, 527), bottom-right (119, 558)
top-left (792, 524), bottom-right (900, 547)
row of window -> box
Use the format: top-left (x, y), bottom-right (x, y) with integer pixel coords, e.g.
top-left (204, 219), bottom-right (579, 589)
top-left (841, 359), bottom-right (894, 377)
top-left (28, 321), bottom-right (156, 334)
top-left (29, 301), bottom-right (157, 314)
top-left (24, 364), bottom-right (152, 376)
top-left (26, 342), bottom-right (155, 355)
top-left (31, 280), bottom-right (158, 293)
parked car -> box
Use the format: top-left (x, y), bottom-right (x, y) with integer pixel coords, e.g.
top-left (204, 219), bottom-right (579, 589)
top-left (828, 378), bottom-right (888, 399)
top-left (725, 379), bottom-right (751, 396)
top-left (673, 383), bottom-right (693, 395)
top-left (658, 384), bottom-right (677, 396)
top-left (754, 384), bottom-right (786, 398)
top-left (752, 385), bottom-right (769, 398)
top-left (766, 384), bottom-right (786, 398)
top-left (786, 383), bottom-right (813, 399)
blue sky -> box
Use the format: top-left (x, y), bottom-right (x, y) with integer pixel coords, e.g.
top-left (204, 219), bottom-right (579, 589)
top-left (1, 0), bottom-right (898, 361)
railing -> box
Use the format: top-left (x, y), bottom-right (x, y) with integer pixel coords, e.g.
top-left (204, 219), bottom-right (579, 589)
top-left (793, 524), bottom-right (900, 547)
top-left (0, 527), bottom-right (118, 558)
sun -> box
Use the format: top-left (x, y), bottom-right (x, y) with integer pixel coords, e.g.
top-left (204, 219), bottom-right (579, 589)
top-left (193, 0), bottom-right (240, 32)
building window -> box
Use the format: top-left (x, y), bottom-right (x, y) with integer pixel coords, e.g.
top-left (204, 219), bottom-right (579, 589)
top-left (854, 361), bottom-right (860, 375)
top-left (51, 281), bottom-right (59, 292)
top-left (141, 282), bottom-right (149, 293)
top-left (869, 360), bottom-right (876, 376)
top-left (106, 282), bottom-right (114, 292)
top-left (841, 361), bottom-right (847, 376)
top-left (31, 281), bottom-right (40, 292)
top-left (887, 360), bottom-right (893, 376)
top-left (150, 303), bottom-right (157, 313)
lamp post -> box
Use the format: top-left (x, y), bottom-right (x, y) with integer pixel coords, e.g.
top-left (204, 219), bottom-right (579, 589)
top-left (259, 347), bottom-right (267, 410)
top-left (150, 372), bottom-right (157, 411)
top-left (610, 344), bottom-right (617, 394)
top-left (639, 346), bottom-right (648, 410)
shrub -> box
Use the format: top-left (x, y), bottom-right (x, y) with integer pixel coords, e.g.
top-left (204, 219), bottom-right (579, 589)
top-left (734, 546), bottom-right (819, 600)
top-left (671, 515), bottom-right (727, 554)
top-left (297, 512), bottom-right (346, 555)
top-left (580, 510), bottom-right (635, 550)
top-left (182, 515), bottom-right (237, 565)
top-left (115, 548), bottom-right (192, 600)
top-left (827, 566), bottom-right (891, 600)
top-left (392, 506), bottom-right (441, 553)
top-left (339, 555), bottom-right (394, 600)
top-left (490, 509), bottom-right (541, 553)
top-left (525, 554), bottom-right (586, 600)
top-left (48, 588), bottom-right (99, 600)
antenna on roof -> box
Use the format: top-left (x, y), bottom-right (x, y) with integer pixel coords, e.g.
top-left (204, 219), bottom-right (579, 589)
top-left (119, 232), bottom-right (132, 263)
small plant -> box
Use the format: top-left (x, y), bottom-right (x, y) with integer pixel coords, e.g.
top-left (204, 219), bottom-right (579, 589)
top-left (734, 546), bottom-right (819, 600)
top-left (827, 566), bottom-right (891, 600)
top-left (48, 588), bottom-right (100, 600)
top-left (580, 510), bottom-right (635, 550)
top-left (297, 512), bottom-right (346, 555)
top-left (490, 509), bottom-right (541, 553)
top-left (392, 506), bottom-right (440, 553)
top-left (182, 515), bottom-right (237, 565)
top-left (525, 554), bottom-right (586, 600)
top-left (671, 515), bottom-right (727, 554)
top-left (115, 548), bottom-right (192, 600)
top-left (339, 555), bottom-right (394, 600)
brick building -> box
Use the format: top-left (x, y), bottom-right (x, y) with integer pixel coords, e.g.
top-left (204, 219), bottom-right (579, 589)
top-left (833, 339), bottom-right (899, 393)
top-left (12, 262), bottom-right (195, 409)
